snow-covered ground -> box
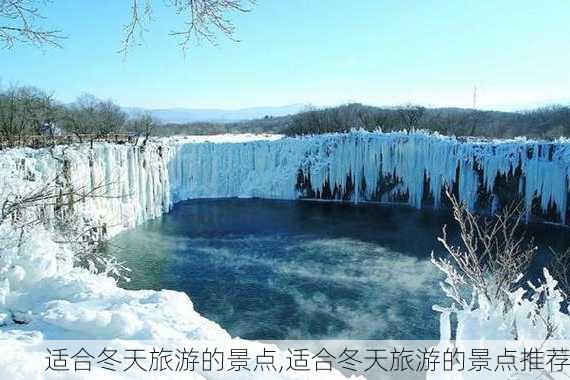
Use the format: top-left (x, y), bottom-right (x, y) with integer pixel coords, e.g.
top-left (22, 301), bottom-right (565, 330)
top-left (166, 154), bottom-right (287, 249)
top-left (1, 131), bottom-right (570, 379)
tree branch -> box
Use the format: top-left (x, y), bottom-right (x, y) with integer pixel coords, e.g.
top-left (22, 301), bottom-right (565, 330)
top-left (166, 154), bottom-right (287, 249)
top-left (121, 0), bottom-right (254, 53)
top-left (0, 0), bottom-right (64, 49)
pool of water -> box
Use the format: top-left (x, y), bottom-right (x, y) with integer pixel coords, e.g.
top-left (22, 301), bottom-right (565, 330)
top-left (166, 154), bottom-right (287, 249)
top-left (104, 199), bottom-right (570, 340)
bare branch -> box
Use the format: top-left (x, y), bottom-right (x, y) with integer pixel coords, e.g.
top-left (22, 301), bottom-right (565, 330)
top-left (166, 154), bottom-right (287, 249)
top-left (1, 180), bottom-right (112, 226)
top-left (125, 111), bottom-right (156, 146)
top-left (548, 247), bottom-right (570, 297)
top-left (119, 0), bottom-right (151, 54)
top-left (2, 0), bottom-right (253, 52)
top-left (0, 0), bottom-right (65, 49)
top-left (121, 0), bottom-right (255, 53)
top-left (433, 190), bottom-right (537, 307)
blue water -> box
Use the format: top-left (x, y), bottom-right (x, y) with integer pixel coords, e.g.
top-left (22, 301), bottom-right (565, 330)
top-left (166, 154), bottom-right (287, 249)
top-left (104, 199), bottom-right (569, 340)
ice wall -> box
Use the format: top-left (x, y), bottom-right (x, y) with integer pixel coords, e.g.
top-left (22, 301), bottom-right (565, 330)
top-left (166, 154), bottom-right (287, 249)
top-left (4, 131), bottom-right (568, 238)
top-left (167, 131), bottom-right (570, 224)
top-left (167, 137), bottom-right (306, 201)
top-left (0, 143), bottom-right (171, 238)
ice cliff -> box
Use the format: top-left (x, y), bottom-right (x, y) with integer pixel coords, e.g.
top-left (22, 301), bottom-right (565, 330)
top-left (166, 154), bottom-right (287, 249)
top-left (168, 131), bottom-right (570, 224)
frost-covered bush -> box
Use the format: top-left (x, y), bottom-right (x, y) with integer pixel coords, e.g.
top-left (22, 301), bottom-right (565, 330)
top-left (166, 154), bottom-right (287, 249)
top-left (432, 192), bottom-right (570, 342)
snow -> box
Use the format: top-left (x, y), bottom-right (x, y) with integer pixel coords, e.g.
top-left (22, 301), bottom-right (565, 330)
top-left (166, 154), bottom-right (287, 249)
top-left (426, 268), bottom-right (570, 380)
top-left (1, 130), bottom-right (570, 378)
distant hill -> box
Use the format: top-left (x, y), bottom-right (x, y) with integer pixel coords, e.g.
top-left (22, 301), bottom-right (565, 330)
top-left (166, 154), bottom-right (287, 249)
top-left (124, 104), bottom-right (306, 123)
top-left (152, 103), bottom-right (570, 139)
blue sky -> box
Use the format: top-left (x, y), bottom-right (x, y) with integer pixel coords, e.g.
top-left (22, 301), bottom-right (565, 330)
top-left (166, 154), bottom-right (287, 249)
top-left (1, 0), bottom-right (569, 110)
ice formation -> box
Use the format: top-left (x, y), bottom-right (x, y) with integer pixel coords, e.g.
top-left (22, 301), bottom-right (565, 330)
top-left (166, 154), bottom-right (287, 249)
top-left (168, 131), bottom-right (570, 224)
top-left (1, 131), bottom-right (570, 379)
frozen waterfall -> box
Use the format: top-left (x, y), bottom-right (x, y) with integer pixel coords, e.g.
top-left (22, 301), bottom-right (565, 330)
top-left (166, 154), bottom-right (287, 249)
top-left (167, 131), bottom-right (570, 224)
top-left (2, 131), bottom-right (569, 234)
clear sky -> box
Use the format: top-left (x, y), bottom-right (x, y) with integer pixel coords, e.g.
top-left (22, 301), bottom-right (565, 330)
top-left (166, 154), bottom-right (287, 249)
top-left (1, 0), bottom-right (569, 110)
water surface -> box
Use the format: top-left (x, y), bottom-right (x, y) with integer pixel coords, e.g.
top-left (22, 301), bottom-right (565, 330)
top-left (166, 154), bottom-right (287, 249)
top-left (105, 199), bottom-right (569, 340)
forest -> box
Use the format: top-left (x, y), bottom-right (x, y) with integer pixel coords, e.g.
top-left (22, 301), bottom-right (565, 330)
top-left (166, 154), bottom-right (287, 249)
top-left (159, 103), bottom-right (570, 139)
top-left (2, 85), bottom-right (570, 148)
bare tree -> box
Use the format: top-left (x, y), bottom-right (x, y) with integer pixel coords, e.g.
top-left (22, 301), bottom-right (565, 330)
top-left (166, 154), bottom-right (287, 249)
top-left (60, 94), bottom-right (99, 143)
top-left (60, 94), bottom-right (126, 143)
top-left (286, 105), bottom-right (322, 135)
top-left (357, 108), bottom-right (391, 131)
top-left (465, 110), bottom-right (485, 137)
top-left (121, 0), bottom-right (256, 53)
top-left (397, 104), bottom-right (425, 129)
top-left (59, 108), bottom-right (87, 144)
top-left (0, 86), bottom-right (24, 145)
top-left (419, 110), bottom-right (486, 137)
top-left (1, 169), bottom-right (130, 279)
top-left (96, 100), bottom-right (126, 138)
top-left (432, 194), bottom-right (570, 343)
top-left (0, 85), bottom-right (54, 146)
top-left (0, 0), bottom-right (64, 49)
top-left (522, 105), bottom-right (570, 139)
top-left (420, 111), bottom-right (466, 136)
top-left (127, 112), bottom-right (156, 146)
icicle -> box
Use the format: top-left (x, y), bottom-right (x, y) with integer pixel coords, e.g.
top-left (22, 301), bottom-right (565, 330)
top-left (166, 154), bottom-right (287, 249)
top-left (161, 132), bottom-right (570, 224)
top-left (6, 132), bottom-right (567, 232)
